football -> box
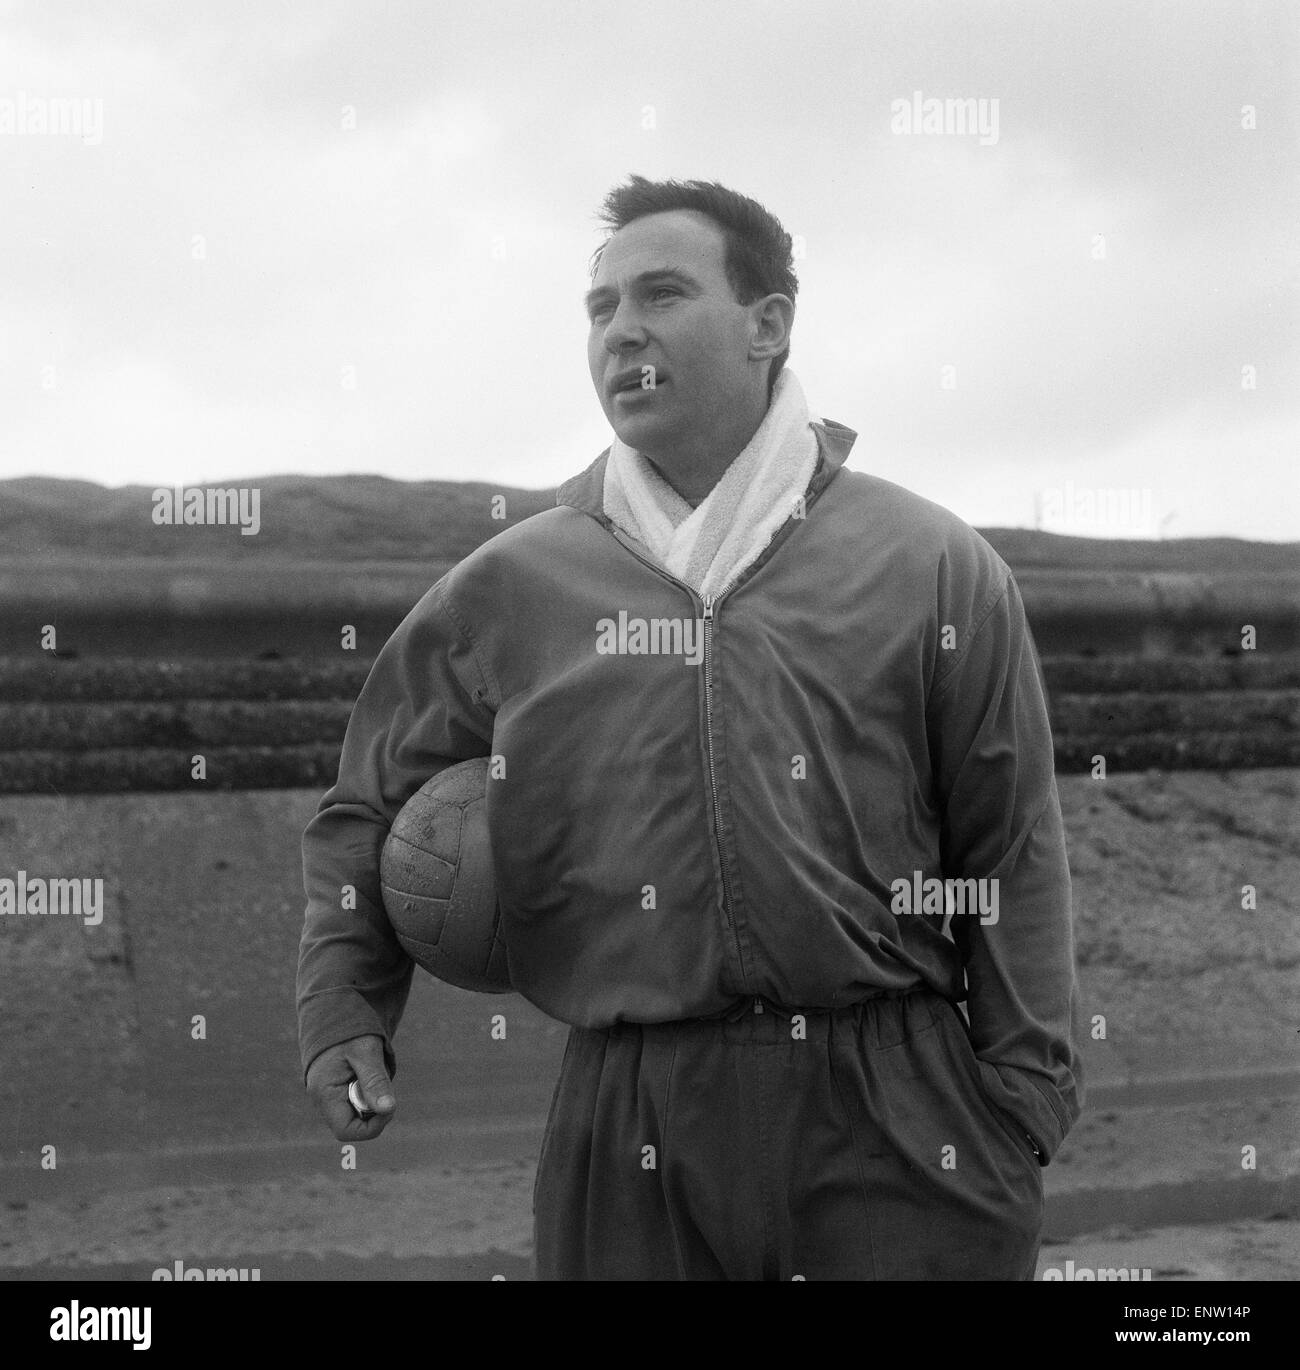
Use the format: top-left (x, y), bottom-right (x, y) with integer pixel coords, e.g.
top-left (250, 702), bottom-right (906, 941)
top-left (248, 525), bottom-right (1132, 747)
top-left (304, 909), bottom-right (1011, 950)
top-left (379, 757), bottom-right (512, 993)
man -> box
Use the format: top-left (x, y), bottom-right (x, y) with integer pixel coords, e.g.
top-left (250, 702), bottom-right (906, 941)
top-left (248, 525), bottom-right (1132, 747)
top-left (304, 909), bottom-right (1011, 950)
top-left (297, 175), bottom-right (1084, 1281)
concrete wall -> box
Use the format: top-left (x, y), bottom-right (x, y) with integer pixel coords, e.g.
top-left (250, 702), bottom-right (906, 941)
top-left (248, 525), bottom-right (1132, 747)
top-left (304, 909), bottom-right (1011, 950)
top-left (5, 562), bottom-right (1299, 659)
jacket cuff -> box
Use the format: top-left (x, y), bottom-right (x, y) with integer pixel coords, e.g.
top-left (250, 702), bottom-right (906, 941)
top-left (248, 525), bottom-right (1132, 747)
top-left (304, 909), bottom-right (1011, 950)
top-left (975, 1056), bottom-right (1082, 1166)
top-left (299, 988), bottom-right (398, 1083)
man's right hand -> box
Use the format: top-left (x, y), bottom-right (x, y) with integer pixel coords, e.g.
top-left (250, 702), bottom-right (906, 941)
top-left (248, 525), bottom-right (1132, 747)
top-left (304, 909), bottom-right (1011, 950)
top-left (305, 1035), bottom-right (397, 1141)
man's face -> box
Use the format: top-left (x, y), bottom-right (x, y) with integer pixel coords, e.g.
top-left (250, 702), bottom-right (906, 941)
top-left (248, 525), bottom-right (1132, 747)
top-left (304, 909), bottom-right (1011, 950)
top-left (586, 210), bottom-right (765, 461)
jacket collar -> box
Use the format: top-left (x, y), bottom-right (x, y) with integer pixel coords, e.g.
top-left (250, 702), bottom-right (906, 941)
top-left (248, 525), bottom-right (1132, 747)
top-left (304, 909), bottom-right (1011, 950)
top-left (556, 417), bottom-right (859, 519)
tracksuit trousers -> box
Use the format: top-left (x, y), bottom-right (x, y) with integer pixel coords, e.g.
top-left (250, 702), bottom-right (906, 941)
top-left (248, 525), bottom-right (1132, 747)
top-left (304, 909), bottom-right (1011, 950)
top-left (532, 986), bottom-right (1044, 1280)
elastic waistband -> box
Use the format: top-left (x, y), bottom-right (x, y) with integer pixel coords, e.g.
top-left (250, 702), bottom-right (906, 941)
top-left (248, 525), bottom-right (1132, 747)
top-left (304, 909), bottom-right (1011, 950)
top-left (700, 986), bottom-right (925, 1024)
top-left (599, 985), bottom-right (950, 1049)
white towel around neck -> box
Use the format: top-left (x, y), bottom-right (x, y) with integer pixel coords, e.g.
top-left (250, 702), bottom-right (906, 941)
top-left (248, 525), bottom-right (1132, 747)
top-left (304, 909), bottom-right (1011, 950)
top-left (602, 368), bottom-right (821, 600)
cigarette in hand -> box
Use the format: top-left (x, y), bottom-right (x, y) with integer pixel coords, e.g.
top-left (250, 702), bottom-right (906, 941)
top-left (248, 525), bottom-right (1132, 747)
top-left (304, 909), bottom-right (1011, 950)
top-left (347, 1079), bottom-right (375, 1119)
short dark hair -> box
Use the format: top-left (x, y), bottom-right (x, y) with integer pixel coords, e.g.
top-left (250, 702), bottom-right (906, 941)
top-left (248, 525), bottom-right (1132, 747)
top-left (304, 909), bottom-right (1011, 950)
top-left (592, 175), bottom-right (798, 399)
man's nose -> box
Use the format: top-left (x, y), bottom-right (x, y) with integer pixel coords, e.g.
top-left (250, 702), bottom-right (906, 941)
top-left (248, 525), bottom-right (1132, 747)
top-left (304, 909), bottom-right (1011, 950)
top-left (601, 301), bottom-right (646, 354)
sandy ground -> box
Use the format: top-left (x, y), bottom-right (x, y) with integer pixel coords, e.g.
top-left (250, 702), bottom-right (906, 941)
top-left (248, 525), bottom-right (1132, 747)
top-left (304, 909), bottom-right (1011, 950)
top-left (3, 1161), bottom-right (1296, 1280)
top-left (2, 1077), bottom-right (1295, 1279)
top-left (1037, 1220), bottom-right (1300, 1282)
top-left (1, 768), bottom-right (1296, 1279)
top-left (1060, 768), bottom-right (1298, 1079)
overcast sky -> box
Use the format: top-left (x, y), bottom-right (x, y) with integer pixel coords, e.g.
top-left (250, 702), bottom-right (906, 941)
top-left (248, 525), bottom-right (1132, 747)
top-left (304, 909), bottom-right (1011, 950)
top-left (1, 0), bottom-right (1296, 539)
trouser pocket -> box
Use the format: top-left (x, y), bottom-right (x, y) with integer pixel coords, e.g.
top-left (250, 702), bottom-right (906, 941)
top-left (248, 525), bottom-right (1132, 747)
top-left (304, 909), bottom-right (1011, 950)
top-left (825, 989), bottom-right (1043, 1278)
top-left (932, 998), bottom-right (1042, 1171)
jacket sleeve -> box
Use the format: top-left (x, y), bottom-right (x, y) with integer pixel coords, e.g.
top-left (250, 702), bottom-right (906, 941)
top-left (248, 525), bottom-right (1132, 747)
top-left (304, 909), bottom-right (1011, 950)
top-left (926, 571), bottom-right (1085, 1164)
top-left (296, 576), bottom-right (496, 1080)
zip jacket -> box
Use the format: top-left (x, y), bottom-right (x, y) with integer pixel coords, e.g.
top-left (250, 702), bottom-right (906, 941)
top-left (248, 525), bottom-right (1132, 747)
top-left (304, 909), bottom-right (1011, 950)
top-left (297, 419), bottom-right (1085, 1162)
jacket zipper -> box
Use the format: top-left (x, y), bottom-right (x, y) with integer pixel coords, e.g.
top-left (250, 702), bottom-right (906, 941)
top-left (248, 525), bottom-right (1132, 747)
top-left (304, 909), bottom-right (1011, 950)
top-left (701, 583), bottom-right (749, 992)
top-left (598, 465), bottom-right (835, 1005)
top-left (600, 531), bottom-right (752, 989)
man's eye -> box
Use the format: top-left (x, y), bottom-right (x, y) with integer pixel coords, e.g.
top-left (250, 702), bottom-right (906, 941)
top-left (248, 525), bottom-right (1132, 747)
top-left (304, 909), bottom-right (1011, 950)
top-left (650, 286), bottom-right (677, 301)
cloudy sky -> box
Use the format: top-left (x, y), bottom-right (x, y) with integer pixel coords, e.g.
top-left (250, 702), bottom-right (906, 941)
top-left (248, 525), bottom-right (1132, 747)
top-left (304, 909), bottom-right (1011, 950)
top-left (1, 0), bottom-right (1296, 539)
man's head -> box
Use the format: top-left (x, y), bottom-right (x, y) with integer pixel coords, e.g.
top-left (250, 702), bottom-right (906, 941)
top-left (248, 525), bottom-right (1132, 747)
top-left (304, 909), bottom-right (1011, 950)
top-left (586, 176), bottom-right (797, 485)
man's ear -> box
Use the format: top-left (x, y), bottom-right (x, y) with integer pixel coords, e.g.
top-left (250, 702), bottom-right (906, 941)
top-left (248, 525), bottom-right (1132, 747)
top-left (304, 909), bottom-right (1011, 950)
top-left (749, 293), bottom-right (794, 363)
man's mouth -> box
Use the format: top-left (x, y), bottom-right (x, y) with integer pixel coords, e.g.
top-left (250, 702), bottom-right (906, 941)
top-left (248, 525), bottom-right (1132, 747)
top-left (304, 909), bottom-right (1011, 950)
top-left (609, 369), bottom-right (668, 398)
